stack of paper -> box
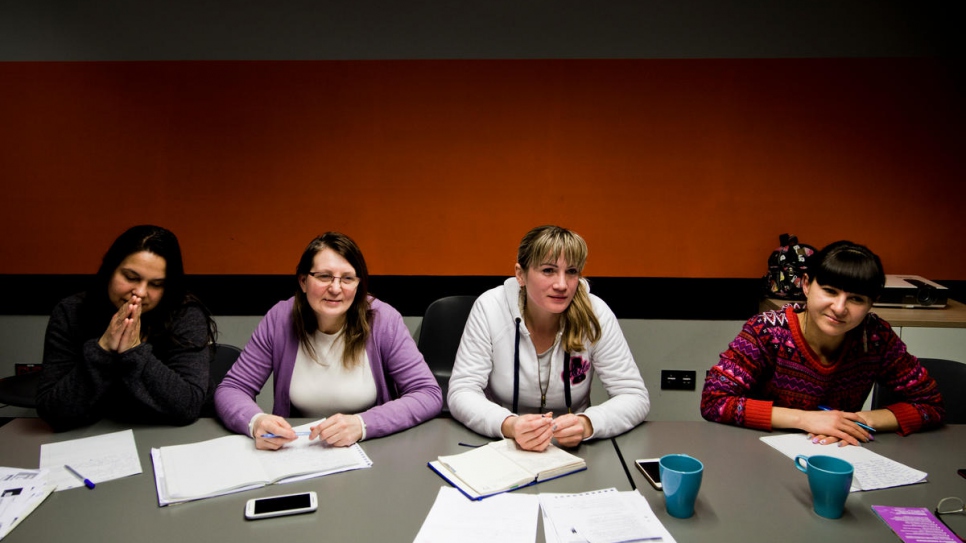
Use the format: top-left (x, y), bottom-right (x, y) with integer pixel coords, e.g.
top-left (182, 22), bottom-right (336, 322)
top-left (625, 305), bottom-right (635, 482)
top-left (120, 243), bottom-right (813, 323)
top-left (760, 433), bottom-right (928, 491)
top-left (0, 467), bottom-right (55, 540)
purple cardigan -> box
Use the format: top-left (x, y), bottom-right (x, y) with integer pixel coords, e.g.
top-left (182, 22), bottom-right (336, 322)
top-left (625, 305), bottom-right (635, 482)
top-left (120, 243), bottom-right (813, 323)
top-left (215, 297), bottom-right (442, 439)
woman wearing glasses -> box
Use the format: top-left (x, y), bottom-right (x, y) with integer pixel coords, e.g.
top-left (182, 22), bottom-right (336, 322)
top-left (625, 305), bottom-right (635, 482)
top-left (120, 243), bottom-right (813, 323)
top-left (215, 232), bottom-right (441, 449)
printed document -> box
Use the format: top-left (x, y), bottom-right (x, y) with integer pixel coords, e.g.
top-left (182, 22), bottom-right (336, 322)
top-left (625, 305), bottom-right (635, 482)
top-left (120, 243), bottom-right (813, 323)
top-left (540, 488), bottom-right (674, 543)
top-left (0, 467), bottom-right (54, 540)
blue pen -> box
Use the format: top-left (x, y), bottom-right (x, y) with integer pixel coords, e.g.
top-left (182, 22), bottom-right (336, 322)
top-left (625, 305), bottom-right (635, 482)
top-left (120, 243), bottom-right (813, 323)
top-left (817, 406), bottom-right (876, 433)
top-left (65, 465), bottom-right (95, 489)
top-left (260, 431), bottom-right (311, 438)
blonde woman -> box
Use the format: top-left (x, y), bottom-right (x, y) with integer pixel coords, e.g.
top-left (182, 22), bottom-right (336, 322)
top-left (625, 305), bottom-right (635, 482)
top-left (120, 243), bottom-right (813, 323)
top-left (448, 225), bottom-right (649, 451)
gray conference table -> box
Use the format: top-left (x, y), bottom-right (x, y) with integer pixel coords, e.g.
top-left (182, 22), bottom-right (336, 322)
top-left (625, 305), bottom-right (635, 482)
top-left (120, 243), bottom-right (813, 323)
top-left (615, 421), bottom-right (966, 542)
top-left (0, 416), bottom-right (632, 542)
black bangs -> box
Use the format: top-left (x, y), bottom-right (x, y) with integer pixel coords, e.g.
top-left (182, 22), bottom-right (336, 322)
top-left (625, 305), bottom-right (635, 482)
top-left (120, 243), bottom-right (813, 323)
top-left (809, 241), bottom-right (885, 299)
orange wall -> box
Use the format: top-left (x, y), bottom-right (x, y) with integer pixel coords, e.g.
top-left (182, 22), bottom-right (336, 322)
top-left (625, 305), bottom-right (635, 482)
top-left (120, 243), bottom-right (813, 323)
top-left (1, 59), bottom-right (963, 278)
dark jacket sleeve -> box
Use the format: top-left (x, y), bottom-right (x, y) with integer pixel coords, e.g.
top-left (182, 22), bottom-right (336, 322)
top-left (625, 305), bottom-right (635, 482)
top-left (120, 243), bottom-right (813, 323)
top-left (37, 298), bottom-right (211, 431)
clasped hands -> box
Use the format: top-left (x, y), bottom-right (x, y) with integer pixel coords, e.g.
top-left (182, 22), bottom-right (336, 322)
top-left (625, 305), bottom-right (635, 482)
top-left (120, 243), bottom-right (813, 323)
top-left (801, 408), bottom-right (874, 447)
top-left (98, 295), bottom-right (143, 353)
top-left (253, 413), bottom-right (363, 451)
top-left (502, 412), bottom-right (592, 452)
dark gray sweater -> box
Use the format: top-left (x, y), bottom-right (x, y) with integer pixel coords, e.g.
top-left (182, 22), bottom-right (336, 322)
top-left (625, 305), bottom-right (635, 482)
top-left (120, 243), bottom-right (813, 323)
top-left (37, 294), bottom-right (211, 431)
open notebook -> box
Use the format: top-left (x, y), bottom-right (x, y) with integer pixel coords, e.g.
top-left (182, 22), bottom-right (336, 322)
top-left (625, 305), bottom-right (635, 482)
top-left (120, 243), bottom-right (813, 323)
top-left (151, 421), bottom-right (372, 505)
top-left (428, 439), bottom-right (586, 500)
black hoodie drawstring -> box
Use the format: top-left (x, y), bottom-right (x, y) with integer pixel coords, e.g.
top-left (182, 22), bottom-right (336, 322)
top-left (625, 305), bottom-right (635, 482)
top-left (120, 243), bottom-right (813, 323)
top-left (512, 318), bottom-right (521, 414)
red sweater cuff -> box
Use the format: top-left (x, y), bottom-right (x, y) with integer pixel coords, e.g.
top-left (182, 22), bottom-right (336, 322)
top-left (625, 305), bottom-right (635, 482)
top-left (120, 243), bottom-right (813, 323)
top-left (886, 403), bottom-right (921, 436)
top-left (744, 399), bottom-right (774, 430)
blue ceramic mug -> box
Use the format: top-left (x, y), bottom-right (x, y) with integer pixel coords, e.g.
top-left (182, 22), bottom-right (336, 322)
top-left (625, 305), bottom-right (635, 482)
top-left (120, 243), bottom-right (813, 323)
top-left (659, 454), bottom-right (704, 518)
top-left (794, 455), bottom-right (854, 519)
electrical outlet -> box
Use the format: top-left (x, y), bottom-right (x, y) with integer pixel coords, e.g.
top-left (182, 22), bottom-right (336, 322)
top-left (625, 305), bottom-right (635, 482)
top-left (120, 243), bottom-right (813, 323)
top-left (14, 364), bottom-right (42, 376)
top-left (660, 370), bottom-right (696, 391)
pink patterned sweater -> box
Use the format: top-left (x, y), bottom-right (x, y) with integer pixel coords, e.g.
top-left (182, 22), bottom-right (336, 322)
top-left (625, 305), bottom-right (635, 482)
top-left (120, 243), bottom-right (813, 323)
top-left (701, 305), bottom-right (943, 435)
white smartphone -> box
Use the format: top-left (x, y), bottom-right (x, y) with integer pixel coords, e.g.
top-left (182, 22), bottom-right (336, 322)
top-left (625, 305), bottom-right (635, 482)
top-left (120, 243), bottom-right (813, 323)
top-left (244, 491), bottom-right (318, 520)
top-left (635, 459), bottom-right (662, 490)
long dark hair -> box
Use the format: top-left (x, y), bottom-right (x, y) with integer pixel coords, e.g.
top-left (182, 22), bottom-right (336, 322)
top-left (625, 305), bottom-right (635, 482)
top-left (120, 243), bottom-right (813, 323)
top-left (293, 232), bottom-right (371, 367)
top-left (82, 225), bottom-right (216, 348)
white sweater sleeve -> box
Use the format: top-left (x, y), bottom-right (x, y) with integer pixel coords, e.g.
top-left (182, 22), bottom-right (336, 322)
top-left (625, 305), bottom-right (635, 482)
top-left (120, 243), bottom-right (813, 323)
top-left (447, 296), bottom-right (515, 438)
top-left (580, 298), bottom-right (650, 438)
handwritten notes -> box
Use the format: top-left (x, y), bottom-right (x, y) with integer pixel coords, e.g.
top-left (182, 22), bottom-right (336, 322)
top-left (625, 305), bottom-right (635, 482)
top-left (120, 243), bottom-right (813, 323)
top-left (39, 429), bottom-right (142, 491)
top-left (760, 433), bottom-right (927, 491)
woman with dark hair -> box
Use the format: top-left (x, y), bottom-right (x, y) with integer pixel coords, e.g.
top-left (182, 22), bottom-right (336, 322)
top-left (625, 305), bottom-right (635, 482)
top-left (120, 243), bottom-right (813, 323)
top-left (701, 240), bottom-right (944, 445)
top-left (448, 225), bottom-right (649, 452)
top-left (215, 232), bottom-right (441, 449)
top-left (37, 225), bottom-right (217, 431)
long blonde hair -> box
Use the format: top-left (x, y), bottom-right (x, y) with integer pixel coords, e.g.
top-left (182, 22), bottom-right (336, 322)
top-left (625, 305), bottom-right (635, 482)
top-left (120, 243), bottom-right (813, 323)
top-left (517, 225), bottom-right (601, 352)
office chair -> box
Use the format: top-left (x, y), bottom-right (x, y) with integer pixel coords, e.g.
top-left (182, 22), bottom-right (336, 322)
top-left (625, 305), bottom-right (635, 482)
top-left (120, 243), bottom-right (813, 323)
top-left (0, 371), bottom-right (41, 409)
top-left (416, 295), bottom-right (477, 415)
top-left (198, 343), bottom-right (244, 417)
top-left (210, 343), bottom-right (243, 386)
top-left (871, 358), bottom-right (966, 424)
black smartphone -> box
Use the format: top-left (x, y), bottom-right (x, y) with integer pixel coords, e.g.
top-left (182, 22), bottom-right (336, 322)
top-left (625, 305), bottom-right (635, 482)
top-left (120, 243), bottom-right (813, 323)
top-left (635, 459), bottom-right (662, 491)
top-left (958, 469), bottom-right (966, 480)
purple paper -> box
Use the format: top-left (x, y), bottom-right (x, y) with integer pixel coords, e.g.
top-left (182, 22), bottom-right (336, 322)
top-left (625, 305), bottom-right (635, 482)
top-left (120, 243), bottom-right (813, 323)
top-left (872, 506), bottom-right (960, 543)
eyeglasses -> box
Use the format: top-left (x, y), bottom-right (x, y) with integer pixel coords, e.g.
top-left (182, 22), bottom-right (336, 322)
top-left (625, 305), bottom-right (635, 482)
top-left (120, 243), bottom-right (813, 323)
top-left (936, 497), bottom-right (965, 541)
top-left (307, 272), bottom-right (358, 288)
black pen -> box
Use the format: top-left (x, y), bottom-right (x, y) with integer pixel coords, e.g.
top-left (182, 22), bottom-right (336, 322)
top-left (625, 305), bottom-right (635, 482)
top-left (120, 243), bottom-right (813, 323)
top-left (458, 442), bottom-right (483, 448)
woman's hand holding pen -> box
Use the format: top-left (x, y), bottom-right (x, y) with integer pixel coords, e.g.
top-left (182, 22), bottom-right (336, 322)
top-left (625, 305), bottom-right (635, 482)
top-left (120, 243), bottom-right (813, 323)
top-left (801, 408), bottom-right (873, 447)
top-left (253, 415), bottom-right (299, 450)
top-left (309, 414), bottom-right (363, 447)
top-left (551, 413), bottom-right (592, 448)
top-left (503, 413), bottom-right (554, 452)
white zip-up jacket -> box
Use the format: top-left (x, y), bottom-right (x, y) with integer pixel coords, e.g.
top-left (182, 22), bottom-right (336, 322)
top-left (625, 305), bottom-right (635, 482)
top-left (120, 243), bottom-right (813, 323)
top-left (448, 278), bottom-right (649, 439)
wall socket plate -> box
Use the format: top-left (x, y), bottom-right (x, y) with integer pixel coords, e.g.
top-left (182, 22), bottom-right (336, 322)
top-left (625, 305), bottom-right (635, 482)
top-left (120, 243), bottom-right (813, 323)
top-left (14, 364), bottom-right (42, 376)
top-left (660, 370), bottom-right (696, 391)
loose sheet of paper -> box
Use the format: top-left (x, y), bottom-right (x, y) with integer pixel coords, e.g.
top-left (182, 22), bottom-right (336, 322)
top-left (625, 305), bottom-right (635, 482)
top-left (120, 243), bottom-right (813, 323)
top-left (760, 433), bottom-right (927, 491)
top-left (540, 488), bottom-right (675, 543)
top-left (39, 429), bottom-right (142, 491)
top-left (0, 467), bottom-right (55, 540)
top-left (414, 486), bottom-right (539, 543)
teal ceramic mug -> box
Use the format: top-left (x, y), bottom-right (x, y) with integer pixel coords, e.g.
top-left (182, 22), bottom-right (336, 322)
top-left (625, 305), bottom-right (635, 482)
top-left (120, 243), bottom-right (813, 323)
top-left (659, 454), bottom-right (704, 518)
top-left (794, 455), bottom-right (854, 519)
